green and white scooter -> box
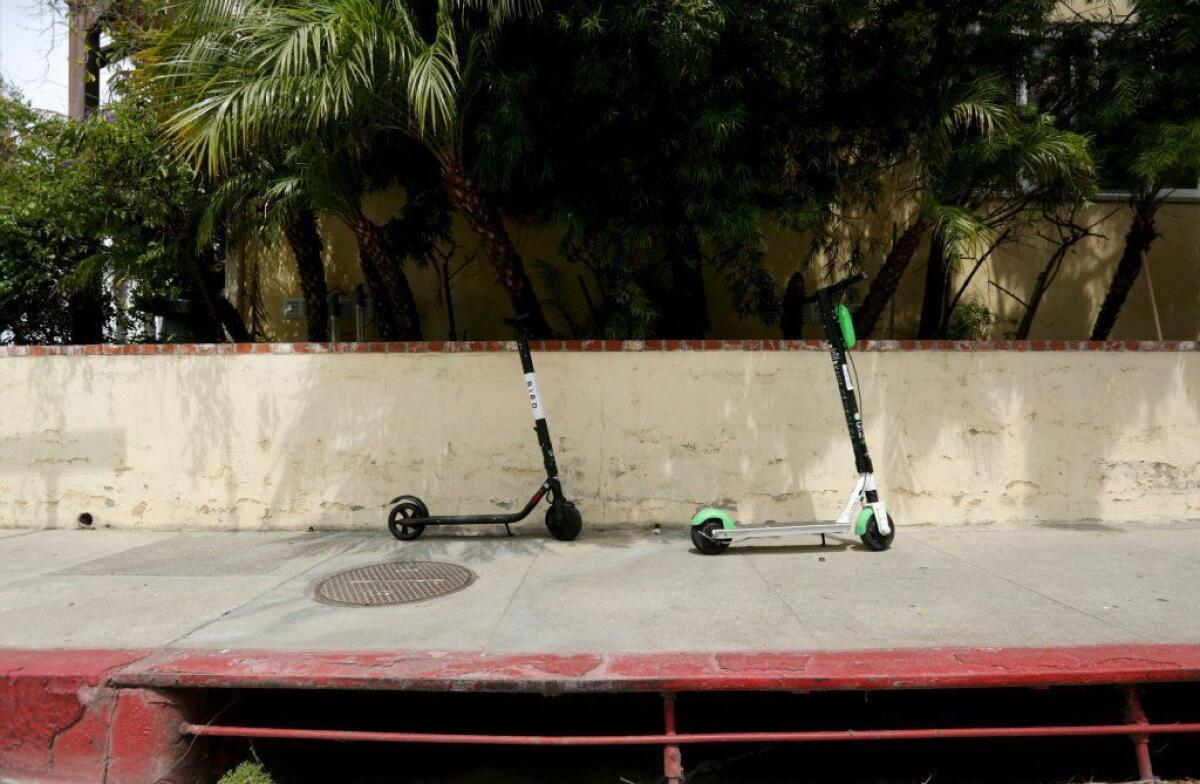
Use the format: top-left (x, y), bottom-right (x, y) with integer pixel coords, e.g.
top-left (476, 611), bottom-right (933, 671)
top-left (690, 273), bottom-right (895, 554)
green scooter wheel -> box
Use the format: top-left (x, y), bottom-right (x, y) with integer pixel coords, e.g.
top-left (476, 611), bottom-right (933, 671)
top-left (691, 519), bottom-right (730, 555)
top-left (861, 512), bottom-right (896, 551)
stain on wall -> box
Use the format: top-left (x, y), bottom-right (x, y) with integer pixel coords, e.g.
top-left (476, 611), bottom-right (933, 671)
top-left (0, 349), bottom-right (1197, 531)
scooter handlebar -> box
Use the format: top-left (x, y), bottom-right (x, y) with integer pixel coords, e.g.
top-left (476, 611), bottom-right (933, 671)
top-left (801, 272), bottom-right (868, 305)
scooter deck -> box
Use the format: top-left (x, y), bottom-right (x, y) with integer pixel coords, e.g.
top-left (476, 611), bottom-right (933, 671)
top-left (711, 521), bottom-right (852, 541)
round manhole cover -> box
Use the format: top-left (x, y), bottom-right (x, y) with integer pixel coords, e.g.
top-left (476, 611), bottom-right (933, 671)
top-left (313, 561), bottom-right (476, 607)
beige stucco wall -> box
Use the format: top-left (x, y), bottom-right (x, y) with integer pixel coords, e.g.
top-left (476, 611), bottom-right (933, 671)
top-left (2, 349), bottom-right (1198, 533)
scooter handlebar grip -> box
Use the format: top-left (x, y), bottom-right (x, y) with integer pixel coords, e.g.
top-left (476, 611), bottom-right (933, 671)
top-left (503, 313), bottom-right (533, 328)
top-left (801, 272), bottom-right (868, 304)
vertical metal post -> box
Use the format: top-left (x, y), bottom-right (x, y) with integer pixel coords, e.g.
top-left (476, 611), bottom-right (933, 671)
top-left (328, 292), bottom-right (343, 342)
top-left (662, 693), bottom-right (683, 784)
top-left (354, 285), bottom-right (367, 342)
top-left (1144, 258), bottom-right (1164, 342)
top-left (1123, 685), bottom-right (1154, 782)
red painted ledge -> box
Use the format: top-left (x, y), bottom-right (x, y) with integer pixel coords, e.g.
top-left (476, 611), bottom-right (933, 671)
top-left (8, 644), bottom-right (1199, 782)
top-left (106, 643), bottom-right (1200, 694)
top-left (0, 649), bottom-right (186, 784)
top-left (1, 339), bottom-right (1198, 357)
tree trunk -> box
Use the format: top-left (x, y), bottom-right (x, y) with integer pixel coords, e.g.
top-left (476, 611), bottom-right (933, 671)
top-left (344, 208), bottom-right (421, 340)
top-left (780, 272), bottom-right (806, 339)
top-left (1014, 264), bottom-right (1051, 341)
top-left (1090, 203), bottom-right (1157, 341)
top-left (182, 245), bottom-right (252, 343)
top-left (210, 288), bottom-right (254, 343)
top-left (441, 161), bottom-right (552, 337)
top-left (917, 234), bottom-right (948, 339)
top-left (440, 257), bottom-right (458, 340)
top-left (68, 283), bottom-right (105, 344)
top-left (282, 207), bottom-right (329, 342)
top-left (659, 235), bottom-right (708, 338)
top-left (855, 219), bottom-right (929, 338)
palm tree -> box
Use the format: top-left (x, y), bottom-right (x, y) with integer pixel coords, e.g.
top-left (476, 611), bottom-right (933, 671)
top-left (292, 141), bottom-right (424, 340)
top-left (199, 154), bottom-right (331, 341)
top-left (856, 79), bottom-right (1094, 339)
top-left (918, 102), bottom-right (1094, 338)
top-left (855, 80), bottom-right (1009, 338)
top-left (198, 136), bottom-right (431, 340)
top-left (138, 0), bottom-right (552, 336)
top-left (1084, 3), bottom-right (1200, 340)
top-left (1033, 0), bottom-right (1199, 340)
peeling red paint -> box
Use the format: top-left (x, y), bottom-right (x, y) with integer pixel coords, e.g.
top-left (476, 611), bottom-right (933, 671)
top-left (4, 643), bottom-right (1200, 782)
top-left (0, 650), bottom-right (192, 784)
top-left (106, 689), bottom-right (192, 784)
top-left (107, 643), bottom-right (1200, 695)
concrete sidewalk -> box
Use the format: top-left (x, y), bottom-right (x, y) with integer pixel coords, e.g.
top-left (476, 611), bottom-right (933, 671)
top-left (1, 522), bottom-right (1198, 653)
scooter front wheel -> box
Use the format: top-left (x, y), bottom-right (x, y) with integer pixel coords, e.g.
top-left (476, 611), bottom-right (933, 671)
top-left (691, 519), bottom-right (730, 555)
top-left (388, 499), bottom-right (428, 541)
top-left (545, 500), bottom-right (582, 542)
top-left (861, 512), bottom-right (896, 551)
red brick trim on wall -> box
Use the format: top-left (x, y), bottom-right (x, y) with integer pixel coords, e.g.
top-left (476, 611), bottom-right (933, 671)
top-left (0, 339), bottom-right (1196, 357)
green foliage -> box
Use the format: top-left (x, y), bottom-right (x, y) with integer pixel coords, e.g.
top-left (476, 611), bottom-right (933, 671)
top-left (217, 761), bottom-right (275, 784)
top-left (14, 0), bottom-right (1187, 342)
top-left (944, 300), bottom-right (995, 340)
top-left (140, 0), bottom-right (534, 174)
top-left (475, 0), bottom-right (869, 336)
top-left (918, 82), bottom-right (1096, 265)
top-left (138, 0), bottom-right (551, 336)
top-left (474, 0), bottom-right (1097, 338)
top-left (1039, 0), bottom-right (1200, 196)
top-left (1034, 0), bottom-right (1199, 338)
top-left (0, 86), bottom-right (201, 342)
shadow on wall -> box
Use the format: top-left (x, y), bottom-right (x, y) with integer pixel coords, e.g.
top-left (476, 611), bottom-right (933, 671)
top-left (873, 351), bottom-right (1198, 525)
top-left (255, 351), bottom-right (560, 536)
top-left (5, 343), bottom-right (1192, 532)
top-left (0, 357), bottom-right (129, 528)
top-left (0, 429), bottom-right (128, 528)
top-left (161, 347), bottom-right (1200, 534)
top-left (238, 174), bottom-right (1200, 342)
top-left (981, 202), bottom-right (1200, 341)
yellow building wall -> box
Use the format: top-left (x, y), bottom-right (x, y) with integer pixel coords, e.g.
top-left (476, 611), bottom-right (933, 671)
top-left (236, 189), bottom-right (1199, 343)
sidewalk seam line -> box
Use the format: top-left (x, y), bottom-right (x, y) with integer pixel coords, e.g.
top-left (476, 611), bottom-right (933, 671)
top-left (160, 537), bottom-right (362, 647)
top-left (481, 540), bottom-right (545, 653)
top-left (914, 536), bottom-right (1151, 641)
top-left (0, 529), bottom-right (39, 540)
top-left (740, 550), bottom-right (827, 647)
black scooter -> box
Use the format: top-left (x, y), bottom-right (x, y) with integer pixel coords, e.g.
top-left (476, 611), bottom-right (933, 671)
top-left (387, 315), bottom-right (583, 542)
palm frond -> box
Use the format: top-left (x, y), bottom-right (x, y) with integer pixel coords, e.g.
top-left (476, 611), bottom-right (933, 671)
top-left (139, 0), bottom-right (540, 175)
top-left (925, 198), bottom-right (996, 263)
top-left (942, 78), bottom-right (1010, 139)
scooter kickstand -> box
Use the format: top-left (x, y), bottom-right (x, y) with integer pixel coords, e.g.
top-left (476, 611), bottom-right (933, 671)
top-left (821, 533), bottom-right (827, 547)
top-left (504, 523), bottom-right (513, 537)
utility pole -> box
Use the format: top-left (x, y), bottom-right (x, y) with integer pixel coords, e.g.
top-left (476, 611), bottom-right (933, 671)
top-left (66, 1), bottom-right (112, 344)
top-left (67, 1), bottom-right (110, 119)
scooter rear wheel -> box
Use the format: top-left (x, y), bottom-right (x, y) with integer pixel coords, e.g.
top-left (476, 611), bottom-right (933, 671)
top-left (691, 519), bottom-right (730, 555)
top-left (860, 512), bottom-right (896, 551)
top-left (388, 500), bottom-right (428, 541)
top-left (545, 500), bottom-right (582, 542)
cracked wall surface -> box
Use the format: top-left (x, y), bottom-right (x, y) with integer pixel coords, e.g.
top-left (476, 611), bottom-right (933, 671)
top-left (0, 350), bottom-right (1197, 531)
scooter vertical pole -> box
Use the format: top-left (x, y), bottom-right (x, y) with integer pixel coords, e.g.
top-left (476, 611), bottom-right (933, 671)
top-left (516, 332), bottom-right (561, 490)
top-left (818, 291), bottom-right (873, 477)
